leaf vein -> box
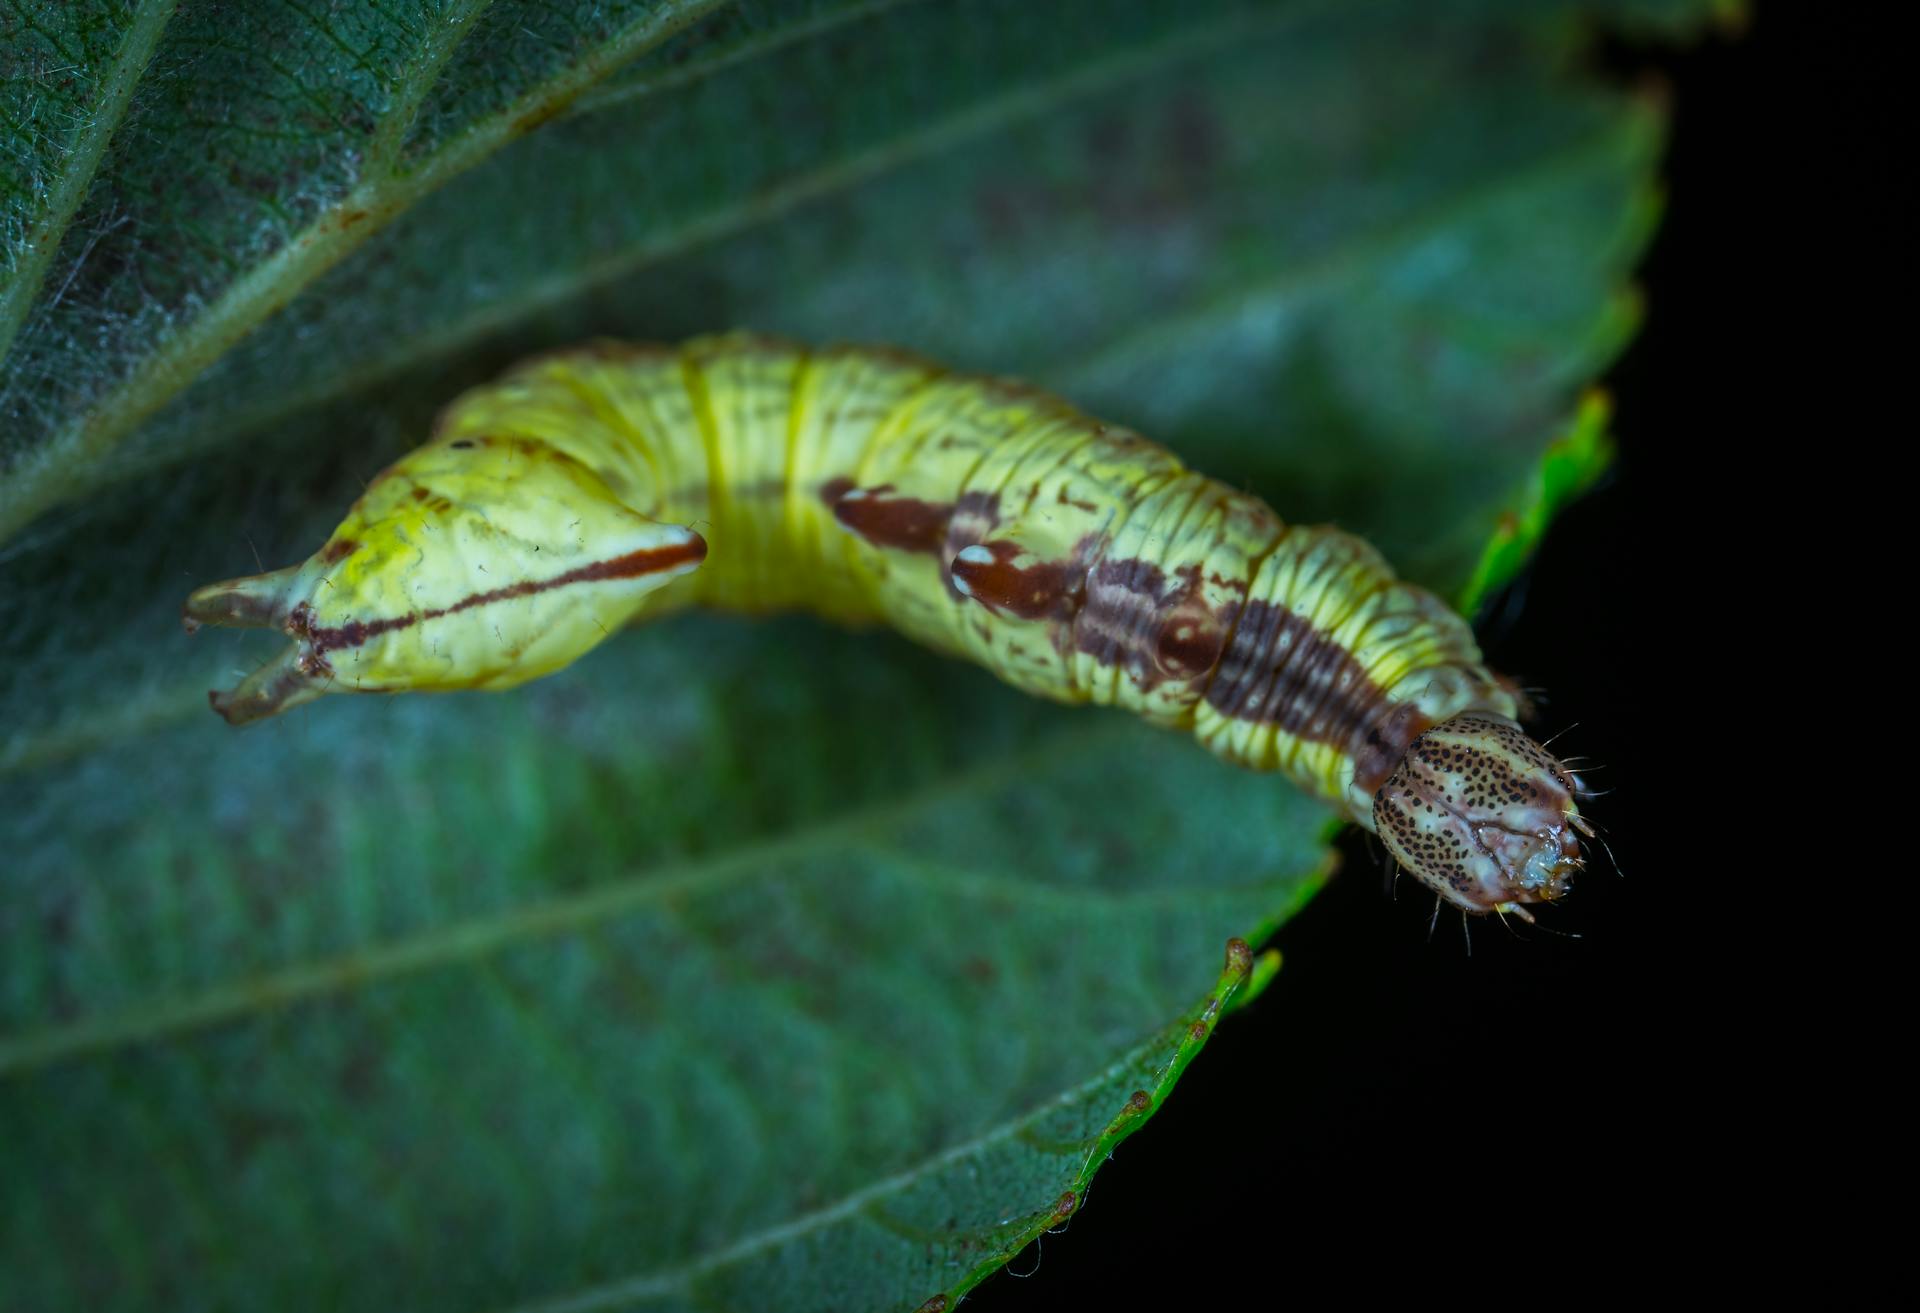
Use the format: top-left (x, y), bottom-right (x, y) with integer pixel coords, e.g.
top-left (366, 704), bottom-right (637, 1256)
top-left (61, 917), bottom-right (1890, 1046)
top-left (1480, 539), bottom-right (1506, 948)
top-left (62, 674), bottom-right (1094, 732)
top-left (0, 0), bottom-right (734, 541)
top-left (501, 1016), bottom-right (1181, 1312)
top-left (0, 720), bottom-right (1133, 1076)
top-left (0, 0), bottom-right (177, 368)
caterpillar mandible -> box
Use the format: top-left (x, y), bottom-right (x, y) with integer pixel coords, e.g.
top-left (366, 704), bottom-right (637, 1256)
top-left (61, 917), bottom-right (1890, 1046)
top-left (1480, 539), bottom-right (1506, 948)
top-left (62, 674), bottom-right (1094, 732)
top-left (183, 333), bottom-right (1590, 917)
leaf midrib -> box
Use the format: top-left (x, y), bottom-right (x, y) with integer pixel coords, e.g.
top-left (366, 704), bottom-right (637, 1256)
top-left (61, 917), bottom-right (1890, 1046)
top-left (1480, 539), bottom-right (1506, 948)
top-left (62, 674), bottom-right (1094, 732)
top-left (0, 0), bottom-right (734, 542)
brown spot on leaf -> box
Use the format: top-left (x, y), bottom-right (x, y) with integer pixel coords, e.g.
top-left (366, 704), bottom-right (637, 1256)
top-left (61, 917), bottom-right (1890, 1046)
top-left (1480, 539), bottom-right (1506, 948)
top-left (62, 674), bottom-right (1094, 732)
top-left (1225, 938), bottom-right (1253, 973)
top-left (512, 91), bottom-right (580, 136)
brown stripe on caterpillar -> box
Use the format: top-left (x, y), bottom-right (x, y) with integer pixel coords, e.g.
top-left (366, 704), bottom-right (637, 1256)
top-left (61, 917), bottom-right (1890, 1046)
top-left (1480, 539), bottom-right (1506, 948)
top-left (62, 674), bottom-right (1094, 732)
top-left (829, 429), bottom-right (1454, 779)
top-left (1070, 556), bottom-right (1225, 691)
top-left (823, 480), bottom-right (1010, 607)
top-left (948, 537), bottom-right (1092, 622)
top-left (1350, 702), bottom-right (1434, 795)
top-left (821, 480), bottom-right (949, 554)
top-left (194, 534), bottom-right (706, 727)
top-left (821, 481), bottom-right (1004, 556)
top-left (1202, 598), bottom-right (1389, 750)
top-left (944, 492), bottom-right (1001, 557)
top-left (953, 535), bottom-right (1394, 759)
top-left (300, 540), bottom-right (710, 656)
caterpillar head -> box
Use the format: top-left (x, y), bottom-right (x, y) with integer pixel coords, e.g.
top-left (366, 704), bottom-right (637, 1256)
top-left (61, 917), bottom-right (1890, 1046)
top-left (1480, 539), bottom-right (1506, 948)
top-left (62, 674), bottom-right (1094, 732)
top-left (1371, 712), bottom-right (1588, 917)
top-left (185, 435), bottom-right (705, 725)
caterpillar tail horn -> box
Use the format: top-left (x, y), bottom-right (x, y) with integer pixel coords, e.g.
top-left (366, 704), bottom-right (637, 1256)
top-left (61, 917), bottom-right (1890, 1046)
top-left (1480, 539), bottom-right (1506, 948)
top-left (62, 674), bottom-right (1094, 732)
top-left (182, 562), bottom-right (307, 633)
top-left (184, 561), bottom-right (334, 725)
top-left (204, 642), bottom-right (331, 726)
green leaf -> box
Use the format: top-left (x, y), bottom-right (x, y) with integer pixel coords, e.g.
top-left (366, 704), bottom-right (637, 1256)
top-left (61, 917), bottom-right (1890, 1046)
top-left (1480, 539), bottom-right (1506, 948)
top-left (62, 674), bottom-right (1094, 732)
top-left (1456, 390), bottom-right (1617, 615)
top-left (1, 1), bottom-right (1715, 1307)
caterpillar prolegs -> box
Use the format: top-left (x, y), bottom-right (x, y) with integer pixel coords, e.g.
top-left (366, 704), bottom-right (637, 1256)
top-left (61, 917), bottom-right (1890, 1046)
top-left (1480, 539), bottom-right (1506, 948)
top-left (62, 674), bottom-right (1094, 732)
top-left (184, 333), bottom-right (1589, 916)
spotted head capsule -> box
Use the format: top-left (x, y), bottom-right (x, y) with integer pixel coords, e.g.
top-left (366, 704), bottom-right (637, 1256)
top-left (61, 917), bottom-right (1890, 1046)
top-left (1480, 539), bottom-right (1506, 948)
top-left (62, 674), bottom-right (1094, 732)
top-left (1371, 712), bottom-right (1590, 918)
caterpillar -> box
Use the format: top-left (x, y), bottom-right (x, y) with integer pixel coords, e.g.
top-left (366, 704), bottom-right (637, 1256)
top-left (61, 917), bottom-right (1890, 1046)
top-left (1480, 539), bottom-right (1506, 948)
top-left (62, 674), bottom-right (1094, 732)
top-left (184, 333), bottom-right (1590, 917)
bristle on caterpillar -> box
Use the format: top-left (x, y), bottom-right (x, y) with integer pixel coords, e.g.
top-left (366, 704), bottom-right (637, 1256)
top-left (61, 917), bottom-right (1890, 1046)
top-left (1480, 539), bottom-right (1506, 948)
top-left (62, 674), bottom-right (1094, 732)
top-left (184, 332), bottom-right (1586, 915)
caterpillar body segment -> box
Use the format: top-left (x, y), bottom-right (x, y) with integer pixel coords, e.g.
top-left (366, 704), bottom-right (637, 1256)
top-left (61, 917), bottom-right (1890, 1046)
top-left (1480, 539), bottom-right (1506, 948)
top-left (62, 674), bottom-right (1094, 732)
top-left (179, 427), bottom-right (706, 724)
top-left (185, 333), bottom-right (1586, 915)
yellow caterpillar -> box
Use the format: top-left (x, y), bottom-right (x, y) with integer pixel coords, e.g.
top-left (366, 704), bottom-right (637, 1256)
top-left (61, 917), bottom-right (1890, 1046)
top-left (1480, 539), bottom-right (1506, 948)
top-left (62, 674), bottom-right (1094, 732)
top-left (185, 333), bottom-right (1589, 917)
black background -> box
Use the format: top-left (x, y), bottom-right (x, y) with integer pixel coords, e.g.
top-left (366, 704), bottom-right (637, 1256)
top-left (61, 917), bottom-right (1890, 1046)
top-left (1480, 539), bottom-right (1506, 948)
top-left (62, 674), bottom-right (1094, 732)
top-left (969, 6), bottom-right (1777, 1303)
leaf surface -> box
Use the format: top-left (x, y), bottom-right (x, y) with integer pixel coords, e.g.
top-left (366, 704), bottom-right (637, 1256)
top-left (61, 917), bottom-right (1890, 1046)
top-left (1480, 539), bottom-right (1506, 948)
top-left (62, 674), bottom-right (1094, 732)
top-left (0, 0), bottom-right (1716, 1307)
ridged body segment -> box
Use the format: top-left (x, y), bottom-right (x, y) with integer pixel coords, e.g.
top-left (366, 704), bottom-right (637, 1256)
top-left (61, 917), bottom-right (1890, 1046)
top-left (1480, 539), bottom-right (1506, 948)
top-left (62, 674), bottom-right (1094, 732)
top-left (423, 333), bottom-right (1516, 822)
